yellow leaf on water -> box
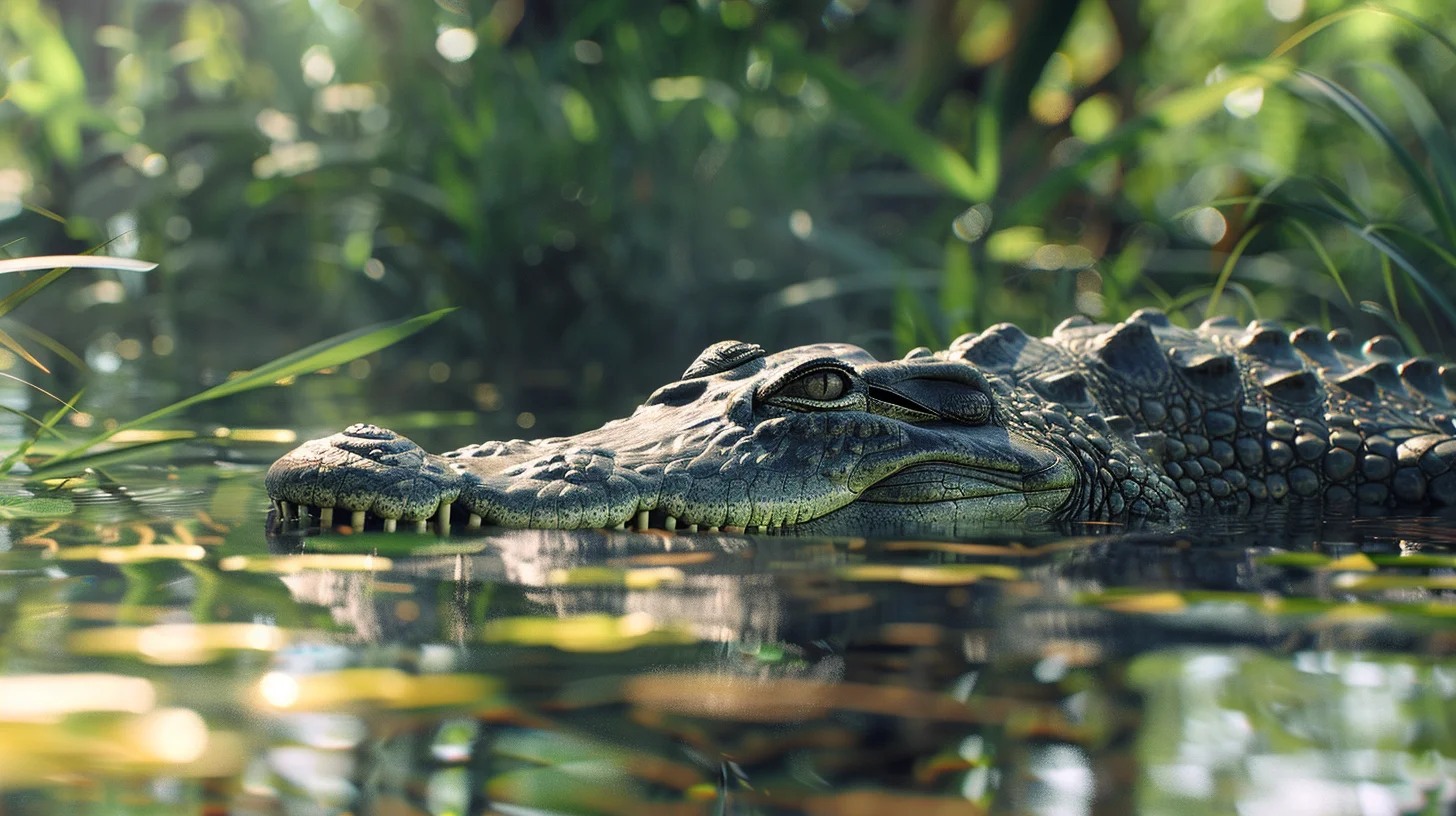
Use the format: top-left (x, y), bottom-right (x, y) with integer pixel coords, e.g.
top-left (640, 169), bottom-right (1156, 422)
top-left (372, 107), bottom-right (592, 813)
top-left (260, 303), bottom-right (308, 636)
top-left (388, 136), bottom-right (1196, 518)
top-left (1320, 553), bottom-right (1378, 572)
top-left (1098, 592), bottom-right (1188, 614)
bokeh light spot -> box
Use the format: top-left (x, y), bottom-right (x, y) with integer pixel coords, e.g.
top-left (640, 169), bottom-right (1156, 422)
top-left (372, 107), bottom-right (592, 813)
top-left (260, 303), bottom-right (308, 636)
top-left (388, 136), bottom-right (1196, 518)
top-left (789, 209), bottom-right (813, 239)
top-left (573, 40), bottom-right (602, 64)
top-left (1225, 86), bottom-right (1264, 119)
top-left (301, 45), bottom-right (336, 86)
top-left (1189, 207), bottom-right (1229, 245)
top-left (260, 672), bottom-right (300, 708)
top-left (1266, 0), bottom-right (1305, 22)
top-left (952, 204), bottom-right (992, 243)
top-left (135, 708), bottom-right (209, 764)
top-left (436, 28), bottom-right (478, 63)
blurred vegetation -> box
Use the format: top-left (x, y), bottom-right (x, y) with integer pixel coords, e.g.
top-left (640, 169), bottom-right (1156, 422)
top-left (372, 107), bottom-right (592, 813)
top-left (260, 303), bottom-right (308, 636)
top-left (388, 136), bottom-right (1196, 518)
top-left (4, 0), bottom-right (1456, 440)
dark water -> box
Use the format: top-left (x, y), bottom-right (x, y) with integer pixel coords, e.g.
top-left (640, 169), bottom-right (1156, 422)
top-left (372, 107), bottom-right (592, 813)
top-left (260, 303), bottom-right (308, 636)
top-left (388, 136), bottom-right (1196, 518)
top-left (2, 445), bottom-right (1456, 815)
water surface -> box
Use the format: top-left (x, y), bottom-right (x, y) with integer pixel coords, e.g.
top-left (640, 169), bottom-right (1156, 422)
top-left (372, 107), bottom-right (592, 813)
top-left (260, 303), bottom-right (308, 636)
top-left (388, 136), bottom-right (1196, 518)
top-left (2, 447), bottom-right (1455, 815)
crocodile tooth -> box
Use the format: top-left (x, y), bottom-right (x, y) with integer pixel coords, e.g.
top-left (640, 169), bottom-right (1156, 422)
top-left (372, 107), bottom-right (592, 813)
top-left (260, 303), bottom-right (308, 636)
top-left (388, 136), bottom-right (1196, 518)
top-left (635, 509), bottom-right (649, 531)
top-left (383, 518), bottom-right (397, 533)
top-left (614, 521), bottom-right (626, 530)
top-left (707, 526), bottom-right (719, 532)
top-left (755, 525), bottom-right (767, 534)
top-left (279, 501), bottom-right (293, 527)
top-left (468, 513), bottom-right (482, 529)
top-left (414, 519), bottom-right (428, 534)
top-left (438, 501), bottom-right (452, 534)
top-left (319, 507), bottom-right (334, 528)
top-left (688, 523), bottom-right (699, 533)
top-left (664, 515), bottom-right (677, 531)
top-left (270, 501), bottom-right (282, 532)
top-left (297, 505), bottom-right (311, 527)
top-left (351, 510), bottom-right (366, 530)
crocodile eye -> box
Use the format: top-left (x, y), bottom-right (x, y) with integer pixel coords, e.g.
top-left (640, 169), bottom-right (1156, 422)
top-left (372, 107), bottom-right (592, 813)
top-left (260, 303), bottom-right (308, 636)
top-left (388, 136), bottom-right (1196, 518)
top-left (779, 368), bottom-right (849, 402)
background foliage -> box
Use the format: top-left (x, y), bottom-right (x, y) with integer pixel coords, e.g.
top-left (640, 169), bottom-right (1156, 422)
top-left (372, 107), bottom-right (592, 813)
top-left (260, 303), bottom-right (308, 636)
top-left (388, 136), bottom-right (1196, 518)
top-left (3, 0), bottom-right (1456, 442)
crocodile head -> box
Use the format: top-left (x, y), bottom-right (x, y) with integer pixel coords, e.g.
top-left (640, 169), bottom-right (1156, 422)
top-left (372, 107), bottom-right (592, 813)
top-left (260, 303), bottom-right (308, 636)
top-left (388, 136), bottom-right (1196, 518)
top-left (266, 341), bottom-right (1121, 536)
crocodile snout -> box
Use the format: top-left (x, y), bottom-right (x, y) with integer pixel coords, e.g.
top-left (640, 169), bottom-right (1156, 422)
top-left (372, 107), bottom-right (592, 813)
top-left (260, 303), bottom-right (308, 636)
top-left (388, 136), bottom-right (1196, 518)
top-left (265, 424), bottom-right (465, 527)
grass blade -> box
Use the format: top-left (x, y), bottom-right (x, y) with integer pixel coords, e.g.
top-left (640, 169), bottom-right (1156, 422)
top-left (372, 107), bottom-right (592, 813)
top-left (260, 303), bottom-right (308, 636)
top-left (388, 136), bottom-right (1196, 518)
top-left (765, 27), bottom-right (992, 202)
top-left (0, 255), bottom-right (158, 275)
top-left (1205, 224), bottom-right (1263, 319)
top-left (24, 438), bottom-right (193, 482)
top-left (1371, 222), bottom-right (1456, 269)
top-left (8, 322), bottom-right (86, 372)
top-left (0, 371), bottom-right (70, 406)
top-left (37, 308), bottom-right (457, 469)
top-left (1348, 227), bottom-right (1456, 328)
top-left (1359, 299), bottom-right (1424, 354)
top-left (1271, 5), bottom-right (1456, 61)
top-left (1361, 62), bottom-right (1456, 237)
top-left (1294, 70), bottom-right (1455, 248)
top-left (1, 389), bottom-right (82, 474)
top-left (0, 405), bottom-right (70, 439)
top-left (0, 325), bottom-right (48, 373)
top-left (1380, 254), bottom-right (1402, 324)
top-left (1285, 218), bottom-right (1353, 306)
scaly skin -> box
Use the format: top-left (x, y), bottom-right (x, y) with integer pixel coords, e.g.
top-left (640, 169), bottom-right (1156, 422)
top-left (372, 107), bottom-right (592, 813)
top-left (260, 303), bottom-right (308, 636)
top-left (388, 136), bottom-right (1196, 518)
top-left (266, 310), bottom-right (1456, 536)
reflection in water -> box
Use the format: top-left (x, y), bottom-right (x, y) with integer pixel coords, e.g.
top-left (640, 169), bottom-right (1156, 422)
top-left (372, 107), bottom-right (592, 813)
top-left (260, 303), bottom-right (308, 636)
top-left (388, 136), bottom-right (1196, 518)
top-left (0, 463), bottom-right (1453, 813)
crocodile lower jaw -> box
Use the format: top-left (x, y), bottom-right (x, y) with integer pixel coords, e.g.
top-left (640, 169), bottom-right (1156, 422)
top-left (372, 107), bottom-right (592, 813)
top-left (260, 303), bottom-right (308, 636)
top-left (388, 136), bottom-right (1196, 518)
top-left (270, 501), bottom-right (826, 536)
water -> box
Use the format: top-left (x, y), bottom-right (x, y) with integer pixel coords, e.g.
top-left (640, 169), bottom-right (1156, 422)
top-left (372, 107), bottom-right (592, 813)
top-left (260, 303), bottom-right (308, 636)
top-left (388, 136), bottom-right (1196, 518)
top-left (2, 448), bottom-right (1455, 815)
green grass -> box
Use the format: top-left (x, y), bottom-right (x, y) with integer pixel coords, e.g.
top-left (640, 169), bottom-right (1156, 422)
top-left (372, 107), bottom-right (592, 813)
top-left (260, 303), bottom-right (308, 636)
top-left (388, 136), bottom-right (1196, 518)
top-left (0, 253), bottom-right (455, 480)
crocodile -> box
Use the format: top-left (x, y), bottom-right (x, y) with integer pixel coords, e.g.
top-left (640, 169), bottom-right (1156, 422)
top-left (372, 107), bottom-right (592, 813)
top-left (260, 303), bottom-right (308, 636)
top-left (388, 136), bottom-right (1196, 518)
top-left (265, 310), bottom-right (1456, 536)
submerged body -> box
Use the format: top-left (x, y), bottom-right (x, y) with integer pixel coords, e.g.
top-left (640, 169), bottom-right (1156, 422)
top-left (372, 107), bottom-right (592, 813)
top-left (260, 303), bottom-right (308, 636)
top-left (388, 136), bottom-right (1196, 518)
top-left (266, 311), bottom-right (1456, 535)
